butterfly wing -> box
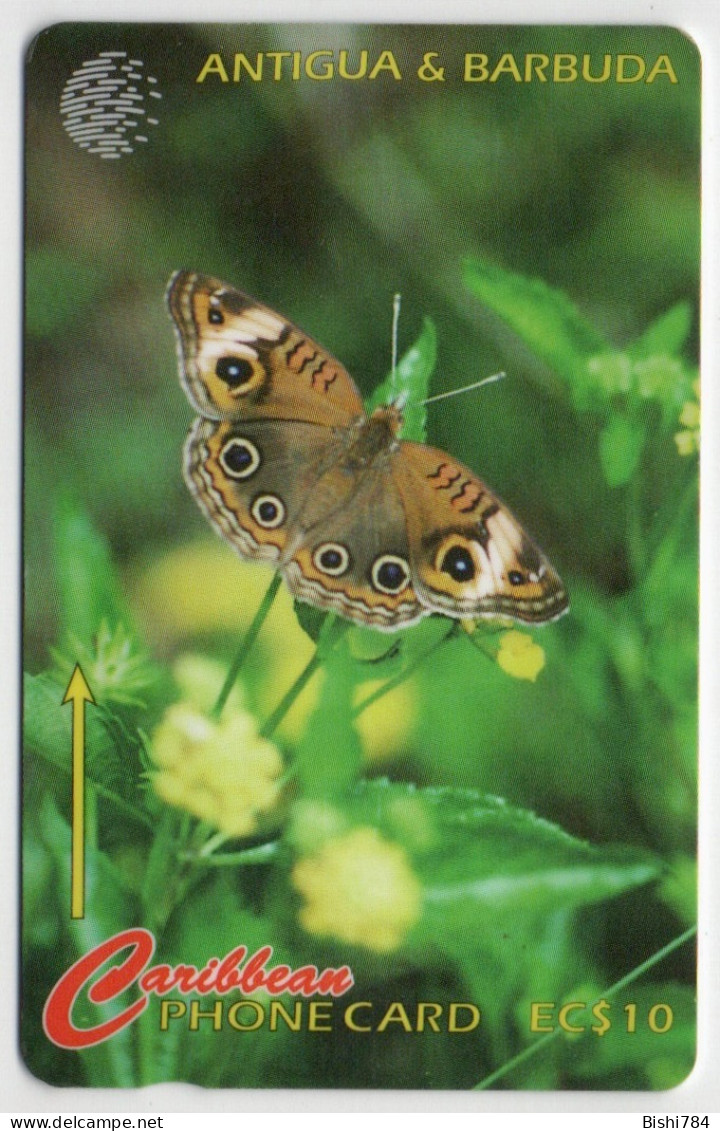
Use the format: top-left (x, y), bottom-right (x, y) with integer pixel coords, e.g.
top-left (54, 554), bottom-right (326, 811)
top-left (170, 272), bottom-right (567, 631)
top-left (281, 463), bottom-right (426, 631)
top-left (394, 441), bottom-right (568, 625)
top-left (184, 417), bottom-right (346, 563)
top-left (167, 271), bottom-right (365, 425)
top-left (185, 414), bottom-right (425, 629)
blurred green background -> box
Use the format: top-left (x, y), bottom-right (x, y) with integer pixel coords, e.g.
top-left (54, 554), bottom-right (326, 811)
top-left (23, 23), bottom-right (699, 1089)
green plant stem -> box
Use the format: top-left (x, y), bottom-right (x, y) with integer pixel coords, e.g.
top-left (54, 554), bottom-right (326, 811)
top-left (96, 783), bottom-right (156, 830)
top-left (212, 572), bottom-right (282, 720)
top-left (474, 924), bottom-right (697, 1091)
top-left (642, 470), bottom-right (699, 599)
top-left (136, 1004), bottom-right (160, 1086)
top-left (625, 422), bottom-right (648, 581)
top-left (139, 808), bottom-right (190, 935)
top-left (352, 622), bottom-right (459, 719)
top-left (260, 651), bottom-right (323, 740)
top-left (183, 841), bottom-right (282, 867)
top-left (260, 614), bottom-right (348, 739)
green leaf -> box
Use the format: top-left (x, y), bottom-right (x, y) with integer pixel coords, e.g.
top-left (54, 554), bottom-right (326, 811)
top-left (599, 415), bottom-right (646, 487)
top-left (629, 301), bottom-right (693, 362)
top-left (51, 621), bottom-right (158, 709)
top-left (23, 671), bottom-right (148, 812)
top-left (160, 876), bottom-right (307, 1087)
top-left (463, 258), bottom-right (608, 381)
top-left (366, 316), bottom-right (436, 442)
top-left (421, 789), bottom-right (656, 917)
top-left (347, 782), bottom-right (658, 923)
top-left (293, 598), bottom-right (329, 644)
top-left (53, 493), bottom-right (130, 646)
top-left (30, 797), bottom-right (139, 1087)
top-left (296, 644), bottom-right (363, 798)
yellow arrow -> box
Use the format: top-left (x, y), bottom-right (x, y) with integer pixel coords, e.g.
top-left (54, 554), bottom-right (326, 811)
top-left (62, 664), bottom-right (95, 919)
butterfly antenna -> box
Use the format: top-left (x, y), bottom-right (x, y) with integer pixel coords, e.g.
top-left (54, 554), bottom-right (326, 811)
top-left (390, 292), bottom-right (402, 401)
top-left (420, 371), bottom-right (506, 406)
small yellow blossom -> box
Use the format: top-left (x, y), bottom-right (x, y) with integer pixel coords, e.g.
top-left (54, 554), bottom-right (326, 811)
top-left (679, 400), bottom-right (700, 429)
top-left (674, 380), bottom-right (700, 457)
top-left (292, 826), bottom-right (422, 953)
top-left (151, 702), bottom-right (283, 837)
top-left (496, 630), bottom-right (546, 682)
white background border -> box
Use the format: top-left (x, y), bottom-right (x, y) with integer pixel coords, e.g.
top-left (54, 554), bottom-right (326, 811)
top-left (4, 0), bottom-right (719, 1116)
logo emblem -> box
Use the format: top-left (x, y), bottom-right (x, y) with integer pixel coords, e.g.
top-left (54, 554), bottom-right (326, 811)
top-left (60, 51), bottom-right (162, 159)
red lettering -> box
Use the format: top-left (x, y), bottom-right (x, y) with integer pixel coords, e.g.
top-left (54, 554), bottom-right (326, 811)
top-left (194, 958), bottom-right (220, 994)
top-left (43, 928), bottom-right (154, 1049)
top-left (316, 967), bottom-right (355, 995)
top-left (139, 965), bottom-right (174, 995)
top-left (171, 964), bottom-right (203, 993)
top-left (287, 967), bottom-right (320, 996)
top-left (44, 932), bottom-right (355, 1050)
top-left (264, 964), bottom-right (292, 993)
top-left (214, 946), bottom-right (248, 992)
top-left (238, 946), bottom-right (274, 992)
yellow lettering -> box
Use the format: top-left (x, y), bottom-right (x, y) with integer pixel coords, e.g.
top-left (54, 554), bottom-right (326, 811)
top-left (648, 1003), bottom-right (673, 1033)
top-left (448, 1003), bottom-right (481, 1032)
top-left (269, 1000), bottom-right (302, 1031)
top-left (306, 51), bottom-right (334, 80)
top-left (417, 1002), bottom-right (443, 1032)
top-left (196, 54), bottom-right (229, 83)
top-left (464, 53), bottom-right (489, 81)
top-left (265, 52), bottom-right (291, 81)
top-left (308, 1001), bottom-right (333, 1031)
top-left (581, 54), bottom-right (612, 82)
top-left (189, 1000), bottom-right (223, 1030)
top-left (553, 54), bottom-right (578, 82)
top-left (524, 54), bottom-right (549, 81)
top-left (617, 54), bottom-right (646, 83)
top-left (159, 1000), bottom-right (186, 1029)
top-left (344, 1002), bottom-right (372, 1032)
top-left (646, 55), bottom-right (678, 83)
top-left (558, 1002), bottom-right (586, 1033)
top-left (490, 53), bottom-right (523, 82)
top-left (377, 1002), bottom-right (413, 1032)
top-left (338, 50), bottom-right (368, 80)
top-left (530, 1002), bottom-right (555, 1033)
top-left (233, 53), bottom-right (262, 82)
top-left (368, 51), bottom-right (402, 80)
top-left (227, 1000), bottom-right (264, 1030)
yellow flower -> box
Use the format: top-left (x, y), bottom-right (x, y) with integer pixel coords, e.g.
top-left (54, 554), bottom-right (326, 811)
top-left (496, 630), bottom-right (546, 682)
top-left (674, 380), bottom-right (700, 457)
top-left (679, 400), bottom-right (699, 429)
top-left (151, 702), bottom-right (283, 837)
top-left (292, 826), bottom-right (422, 953)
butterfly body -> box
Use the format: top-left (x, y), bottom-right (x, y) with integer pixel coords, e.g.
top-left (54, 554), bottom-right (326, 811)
top-left (168, 271), bottom-right (568, 632)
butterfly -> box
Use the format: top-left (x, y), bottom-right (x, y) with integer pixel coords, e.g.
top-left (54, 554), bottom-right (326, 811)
top-left (167, 271), bottom-right (568, 633)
